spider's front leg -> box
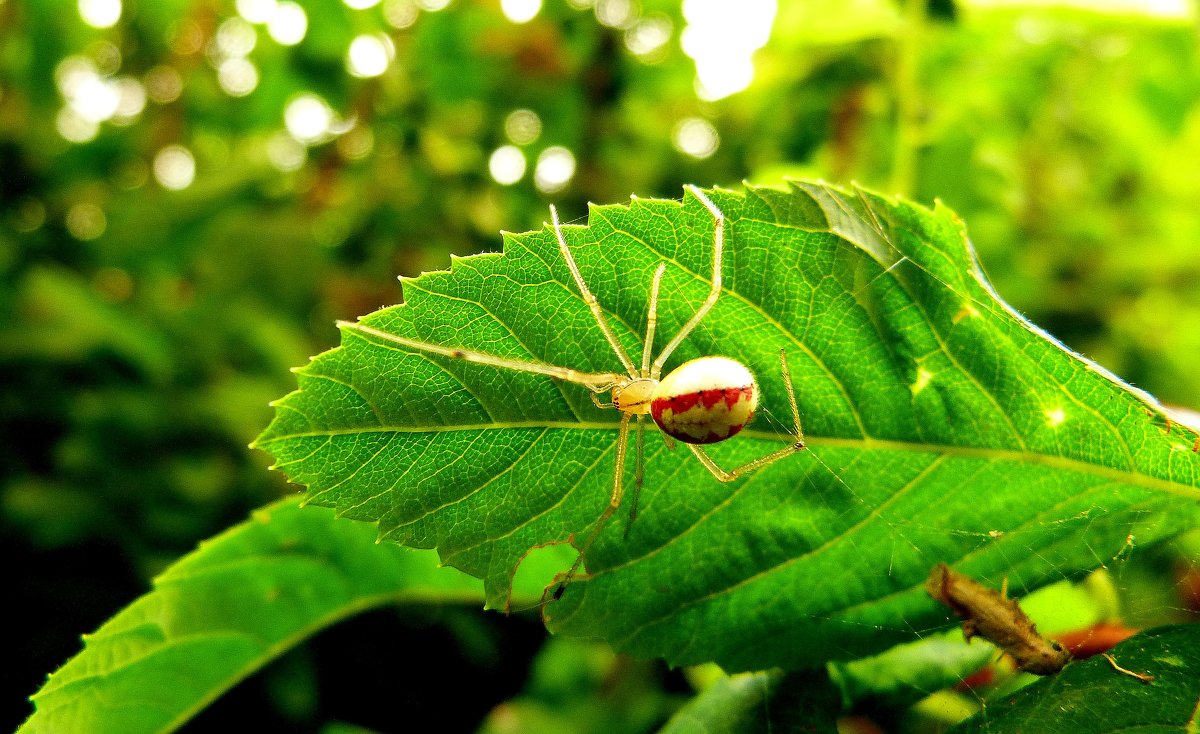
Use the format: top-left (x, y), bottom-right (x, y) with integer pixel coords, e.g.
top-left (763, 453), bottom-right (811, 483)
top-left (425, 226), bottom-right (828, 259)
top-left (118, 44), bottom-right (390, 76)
top-left (686, 348), bottom-right (807, 483)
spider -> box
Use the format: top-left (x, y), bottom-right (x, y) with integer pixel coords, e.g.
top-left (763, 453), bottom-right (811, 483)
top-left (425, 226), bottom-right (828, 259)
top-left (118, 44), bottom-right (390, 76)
top-left (339, 186), bottom-right (807, 591)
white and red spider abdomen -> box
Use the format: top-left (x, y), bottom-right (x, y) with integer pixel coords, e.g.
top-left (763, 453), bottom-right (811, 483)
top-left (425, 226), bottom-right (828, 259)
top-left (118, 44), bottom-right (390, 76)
top-left (650, 356), bottom-right (759, 445)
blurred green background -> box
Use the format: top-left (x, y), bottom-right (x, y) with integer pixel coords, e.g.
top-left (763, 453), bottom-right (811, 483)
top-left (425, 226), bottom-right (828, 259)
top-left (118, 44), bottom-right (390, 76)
top-left (3, 0), bottom-right (1199, 731)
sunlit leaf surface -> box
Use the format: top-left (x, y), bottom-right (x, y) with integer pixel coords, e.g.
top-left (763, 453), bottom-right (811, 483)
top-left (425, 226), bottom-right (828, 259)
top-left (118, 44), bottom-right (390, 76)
top-left (256, 181), bottom-right (1200, 671)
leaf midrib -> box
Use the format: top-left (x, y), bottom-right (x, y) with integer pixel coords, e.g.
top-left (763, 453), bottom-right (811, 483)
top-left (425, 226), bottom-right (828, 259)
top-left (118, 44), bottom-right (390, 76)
top-left (259, 422), bottom-right (1200, 500)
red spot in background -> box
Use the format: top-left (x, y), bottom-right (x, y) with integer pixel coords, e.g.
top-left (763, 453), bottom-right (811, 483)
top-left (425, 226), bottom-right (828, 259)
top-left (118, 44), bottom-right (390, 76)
top-left (837, 715), bottom-right (885, 734)
top-left (1055, 622), bottom-right (1139, 660)
top-left (955, 666), bottom-right (995, 691)
top-left (1176, 561), bottom-right (1200, 613)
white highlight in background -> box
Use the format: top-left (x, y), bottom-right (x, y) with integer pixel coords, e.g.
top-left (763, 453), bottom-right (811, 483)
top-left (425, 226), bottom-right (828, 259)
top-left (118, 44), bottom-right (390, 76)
top-left (268, 3), bottom-right (307, 45)
top-left (237, 0), bottom-right (277, 23)
top-left (285, 93), bottom-right (333, 144)
top-left (489, 145), bottom-right (526, 184)
top-left (625, 15), bottom-right (672, 58)
top-left (384, 0), bottom-right (419, 27)
top-left (218, 58), bottom-right (259, 96)
top-left (347, 34), bottom-right (395, 78)
top-left (501, 0), bottom-right (541, 23)
top-left (79, 0), bottom-right (121, 28)
top-left (154, 145), bottom-right (196, 190)
top-left (534, 146), bottom-right (575, 193)
top-left (672, 117), bottom-right (719, 159)
top-left (681, 0), bottom-right (775, 100)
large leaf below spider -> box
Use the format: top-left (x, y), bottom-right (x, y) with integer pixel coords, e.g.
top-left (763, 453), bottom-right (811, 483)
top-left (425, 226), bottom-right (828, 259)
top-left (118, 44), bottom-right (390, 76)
top-left (255, 181), bottom-right (1200, 672)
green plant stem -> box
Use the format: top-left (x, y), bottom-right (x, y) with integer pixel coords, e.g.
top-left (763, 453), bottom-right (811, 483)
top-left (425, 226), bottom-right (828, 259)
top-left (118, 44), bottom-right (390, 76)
top-left (890, 0), bottom-right (926, 197)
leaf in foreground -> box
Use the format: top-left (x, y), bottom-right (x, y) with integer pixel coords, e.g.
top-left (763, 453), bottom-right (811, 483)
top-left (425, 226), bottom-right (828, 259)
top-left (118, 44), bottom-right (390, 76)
top-left (947, 624), bottom-right (1200, 733)
top-left (19, 498), bottom-right (501, 734)
top-left (255, 181), bottom-right (1200, 671)
top-left (659, 669), bottom-right (840, 734)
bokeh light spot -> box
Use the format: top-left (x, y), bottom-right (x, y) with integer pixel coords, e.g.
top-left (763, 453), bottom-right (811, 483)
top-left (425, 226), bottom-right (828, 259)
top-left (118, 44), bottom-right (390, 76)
top-left (625, 15), bottom-right (672, 59)
top-left (112, 77), bottom-right (147, 123)
top-left (595, 0), bottom-right (633, 28)
top-left (489, 145), bottom-right (526, 185)
top-left (78, 0), bottom-right (121, 28)
top-left (384, 0), bottom-right (419, 27)
top-left (504, 109), bottom-right (542, 145)
top-left (66, 202), bottom-right (107, 240)
top-left (153, 145), bottom-right (196, 190)
top-left (216, 17), bottom-right (257, 58)
top-left (267, 132), bottom-right (307, 171)
top-left (285, 93), bottom-right (334, 144)
top-left (236, 0), bottom-right (277, 24)
top-left (146, 66), bottom-right (184, 104)
top-left (681, 0), bottom-right (775, 100)
top-left (58, 60), bottom-right (121, 124)
top-left (56, 108), bottom-right (99, 143)
top-left (672, 117), bottom-right (719, 159)
top-left (501, 0), bottom-right (541, 23)
top-left (218, 58), bottom-right (259, 96)
top-left (91, 41), bottom-right (122, 75)
top-left (534, 146), bottom-right (575, 193)
top-left (347, 34), bottom-right (395, 78)
top-left (268, 2), bottom-right (307, 45)
top-left (337, 126), bottom-right (375, 160)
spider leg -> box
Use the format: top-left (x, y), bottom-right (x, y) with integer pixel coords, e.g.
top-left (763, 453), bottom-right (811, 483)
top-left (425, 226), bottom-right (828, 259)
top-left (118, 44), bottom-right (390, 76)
top-left (652, 185), bottom-right (725, 379)
top-left (625, 414), bottom-right (646, 538)
top-left (550, 206), bottom-right (639, 379)
top-left (590, 393), bottom-right (616, 409)
top-left (557, 411), bottom-right (632, 591)
top-left (685, 349), bottom-right (807, 482)
top-left (642, 263), bottom-right (666, 377)
top-left (337, 321), bottom-right (621, 392)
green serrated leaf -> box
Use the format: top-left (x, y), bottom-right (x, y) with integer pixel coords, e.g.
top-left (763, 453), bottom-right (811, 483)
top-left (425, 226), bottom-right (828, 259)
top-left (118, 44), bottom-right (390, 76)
top-left (947, 624), bottom-right (1200, 733)
top-left (828, 629), bottom-right (995, 710)
top-left (659, 669), bottom-right (840, 734)
top-left (19, 499), bottom-right (500, 734)
top-left (255, 180), bottom-right (1200, 671)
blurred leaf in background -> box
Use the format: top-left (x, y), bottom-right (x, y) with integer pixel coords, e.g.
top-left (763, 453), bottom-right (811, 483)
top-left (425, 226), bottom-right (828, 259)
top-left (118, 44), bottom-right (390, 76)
top-left (3, 0), bottom-right (1199, 731)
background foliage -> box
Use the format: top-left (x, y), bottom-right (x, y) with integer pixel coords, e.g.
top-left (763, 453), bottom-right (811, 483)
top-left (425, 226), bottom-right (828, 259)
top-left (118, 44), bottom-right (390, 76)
top-left (3, 0), bottom-right (1200, 731)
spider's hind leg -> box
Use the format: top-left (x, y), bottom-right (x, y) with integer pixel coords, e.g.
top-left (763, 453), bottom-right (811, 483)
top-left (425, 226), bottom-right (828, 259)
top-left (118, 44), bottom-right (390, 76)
top-left (686, 348), bottom-right (807, 483)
